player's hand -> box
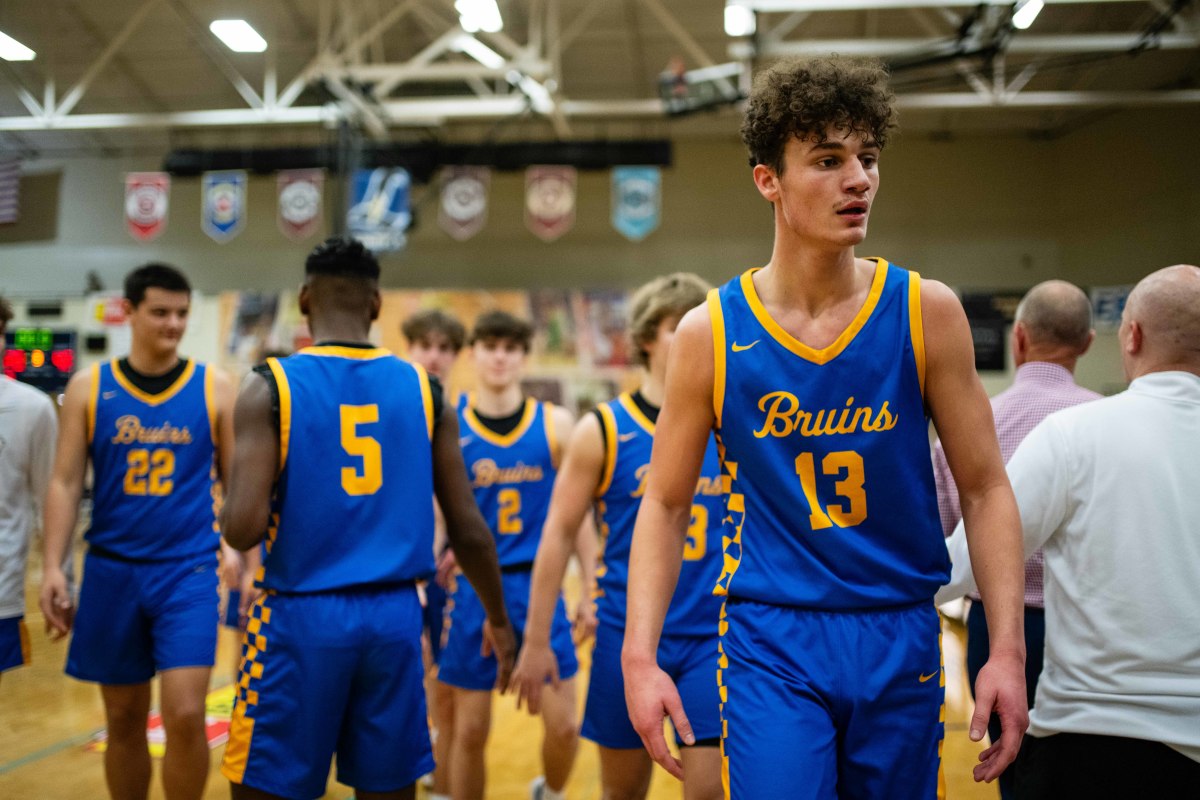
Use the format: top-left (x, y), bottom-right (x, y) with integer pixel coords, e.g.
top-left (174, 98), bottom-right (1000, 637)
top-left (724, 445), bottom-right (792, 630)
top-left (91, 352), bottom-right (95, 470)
top-left (482, 617), bottom-right (517, 694)
top-left (572, 599), bottom-right (597, 645)
top-left (237, 571), bottom-right (262, 630)
top-left (971, 650), bottom-right (1029, 783)
top-left (39, 567), bottom-right (75, 641)
top-left (623, 656), bottom-right (692, 780)
top-left (511, 641), bottom-right (559, 715)
top-left (435, 548), bottom-right (458, 589)
top-left (217, 542), bottom-right (242, 589)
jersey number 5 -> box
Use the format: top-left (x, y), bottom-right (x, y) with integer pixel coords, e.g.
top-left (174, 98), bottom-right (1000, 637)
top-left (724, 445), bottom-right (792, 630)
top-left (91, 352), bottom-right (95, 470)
top-left (340, 404), bottom-right (383, 496)
top-left (795, 450), bottom-right (867, 530)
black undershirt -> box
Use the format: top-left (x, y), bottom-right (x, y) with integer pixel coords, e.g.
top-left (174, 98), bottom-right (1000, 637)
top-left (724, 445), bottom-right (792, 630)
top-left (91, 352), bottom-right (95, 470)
top-left (251, 341), bottom-right (446, 433)
top-left (471, 401), bottom-right (529, 437)
top-left (118, 357), bottom-right (189, 396)
top-left (592, 390), bottom-right (658, 461)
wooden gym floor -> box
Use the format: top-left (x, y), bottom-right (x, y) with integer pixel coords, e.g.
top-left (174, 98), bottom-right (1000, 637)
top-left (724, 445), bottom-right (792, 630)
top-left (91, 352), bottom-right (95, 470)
top-left (1, 546), bottom-right (997, 799)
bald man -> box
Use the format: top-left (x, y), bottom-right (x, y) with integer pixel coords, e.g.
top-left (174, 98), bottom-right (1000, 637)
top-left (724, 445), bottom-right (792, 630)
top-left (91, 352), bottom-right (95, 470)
top-left (937, 265), bottom-right (1200, 796)
top-left (931, 280), bottom-right (1100, 797)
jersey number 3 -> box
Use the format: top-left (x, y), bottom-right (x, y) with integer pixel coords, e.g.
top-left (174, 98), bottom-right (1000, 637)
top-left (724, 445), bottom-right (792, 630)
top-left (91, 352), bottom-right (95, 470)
top-left (340, 404), bottom-right (383, 496)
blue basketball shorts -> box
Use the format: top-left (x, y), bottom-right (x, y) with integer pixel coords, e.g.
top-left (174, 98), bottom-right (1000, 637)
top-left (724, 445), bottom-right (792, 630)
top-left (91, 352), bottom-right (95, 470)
top-left (423, 579), bottom-right (448, 663)
top-left (66, 550), bottom-right (219, 684)
top-left (0, 616), bottom-right (31, 673)
top-left (582, 620), bottom-right (722, 749)
top-left (221, 585), bottom-right (433, 799)
top-left (720, 599), bottom-right (945, 800)
top-left (438, 569), bottom-right (578, 691)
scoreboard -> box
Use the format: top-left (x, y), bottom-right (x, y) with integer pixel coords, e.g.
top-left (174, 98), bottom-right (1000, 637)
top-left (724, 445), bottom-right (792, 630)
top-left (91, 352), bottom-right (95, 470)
top-left (3, 327), bottom-right (77, 395)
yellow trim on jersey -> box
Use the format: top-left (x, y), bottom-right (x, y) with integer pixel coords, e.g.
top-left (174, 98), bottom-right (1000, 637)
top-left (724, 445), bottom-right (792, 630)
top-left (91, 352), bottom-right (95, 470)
top-left (740, 257), bottom-right (888, 365)
top-left (86, 363), bottom-right (100, 445)
top-left (543, 402), bottom-right (561, 466)
top-left (595, 403), bottom-right (619, 498)
top-left (298, 345), bottom-right (392, 360)
top-left (414, 362), bottom-right (434, 440)
top-left (111, 358), bottom-right (197, 406)
top-left (707, 289), bottom-right (727, 429)
top-left (266, 358), bottom-right (291, 474)
top-left (908, 270), bottom-right (927, 399)
top-left (204, 366), bottom-right (218, 448)
top-left (617, 392), bottom-right (655, 435)
top-left (463, 396), bottom-right (537, 447)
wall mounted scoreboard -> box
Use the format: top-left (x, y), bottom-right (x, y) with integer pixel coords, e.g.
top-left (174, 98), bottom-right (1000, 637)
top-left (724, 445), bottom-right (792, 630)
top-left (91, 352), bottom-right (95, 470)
top-left (3, 327), bottom-right (77, 395)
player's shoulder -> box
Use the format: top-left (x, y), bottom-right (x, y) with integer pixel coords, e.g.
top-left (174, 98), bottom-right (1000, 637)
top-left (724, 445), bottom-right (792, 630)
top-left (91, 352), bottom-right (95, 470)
top-left (915, 276), bottom-right (964, 321)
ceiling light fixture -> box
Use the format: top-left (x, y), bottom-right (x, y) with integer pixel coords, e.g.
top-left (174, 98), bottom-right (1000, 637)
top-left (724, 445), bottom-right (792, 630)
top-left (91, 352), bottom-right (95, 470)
top-left (456, 0), bottom-right (503, 34)
top-left (1012, 0), bottom-right (1044, 31)
top-left (209, 19), bottom-right (268, 53)
top-left (453, 34), bottom-right (505, 69)
top-left (724, 2), bottom-right (757, 37)
top-left (0, 30), bottom-right (36, 61)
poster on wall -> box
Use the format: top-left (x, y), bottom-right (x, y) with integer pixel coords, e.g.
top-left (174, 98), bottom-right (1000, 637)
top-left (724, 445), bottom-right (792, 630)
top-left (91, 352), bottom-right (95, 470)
top-left (277, 170), bottom-right (323, 241)
top-left (202, 170), bottom-right (247, 243)
top-left (438, 166), bottom-right (490, 241)
top-left (611, 166), bottom-right (661, 241)
top-left (525, 166), bottom-right (576, 242)
top-left (579, 289), bottom-right (632, 367)
top-left (125, 172), bottom-right (169, 242)
top-left (347, 167), bottom-right (411, 253)
top-left (528, 290), bottom-right (578, 363)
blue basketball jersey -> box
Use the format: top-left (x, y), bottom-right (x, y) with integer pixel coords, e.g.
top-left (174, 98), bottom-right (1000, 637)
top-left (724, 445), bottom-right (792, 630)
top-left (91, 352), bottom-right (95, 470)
top-left (593, 394), bottom-right (724, 636)
top-left (710, 259), bottom-right (949, 609)
top-left (259, 346), bottom-right (435, 593)
top-left (86, 359), bottom-right (218, 560)
top-left (458, 396), bottom-right (557, 567)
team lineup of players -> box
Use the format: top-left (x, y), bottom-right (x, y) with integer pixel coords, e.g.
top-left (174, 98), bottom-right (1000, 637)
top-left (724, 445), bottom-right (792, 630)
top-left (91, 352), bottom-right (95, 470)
top-left (27, 57), bottom-right (1035, 800)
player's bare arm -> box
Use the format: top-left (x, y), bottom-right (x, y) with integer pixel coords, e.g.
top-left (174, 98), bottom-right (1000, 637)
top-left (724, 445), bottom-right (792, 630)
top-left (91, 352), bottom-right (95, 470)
top-left (622, 303), bottom-right (714, 779)
top-left (220, 372), bottom-right (279, 551)
top-left (39, 369), bottom-right (93, 638)
top-left (512, 411), bottom-right (605, 713)
top-left (431, 403), bottom-right (517, 691)
top-left (922, 277), bottom-right (1028, 782)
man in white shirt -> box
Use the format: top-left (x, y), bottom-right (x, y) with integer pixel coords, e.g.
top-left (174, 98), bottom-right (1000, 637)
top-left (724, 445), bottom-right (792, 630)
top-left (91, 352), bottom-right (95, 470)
top-left (0, 296), bottom-right (60, 684)
top-left (938, 264), bottom-right (1200, 796)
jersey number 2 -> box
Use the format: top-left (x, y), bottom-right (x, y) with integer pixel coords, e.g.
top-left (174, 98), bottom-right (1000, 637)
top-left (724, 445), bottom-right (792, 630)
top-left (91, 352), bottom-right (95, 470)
top-left (124, 449), bottom-right (175, 496)
top-left (795, 450), bottom-right (867, 530)
top-left (498, 488), bottom-right (523, 534)
top-left (340, 404), bottom-right (382, 496)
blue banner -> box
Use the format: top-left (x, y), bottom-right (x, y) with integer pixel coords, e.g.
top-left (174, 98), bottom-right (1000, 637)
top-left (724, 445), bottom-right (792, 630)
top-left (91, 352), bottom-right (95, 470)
top-left (611, 166), bottom-right (660, 242)
top-left (201, 170), bottom-right (246, 242)
top-left (347, 168), bottom-right (411, 253)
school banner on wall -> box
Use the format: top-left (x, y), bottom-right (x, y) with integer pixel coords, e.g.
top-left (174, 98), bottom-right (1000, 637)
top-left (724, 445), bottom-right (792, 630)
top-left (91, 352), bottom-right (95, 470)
top-left (347, 167), bottom-right (411, 253)
top-left (438, 166), bottom-right (490, 241)
top-left (611, 166), bottom-right (661, 241)
top-left (277, 169), bottom-right (323, 241)
top-left (124, 172), bottom-right (170, 242)
top-left (525, 165), bottom-right (576, 242)
top-left (202, 170), bottom-right (247, 243)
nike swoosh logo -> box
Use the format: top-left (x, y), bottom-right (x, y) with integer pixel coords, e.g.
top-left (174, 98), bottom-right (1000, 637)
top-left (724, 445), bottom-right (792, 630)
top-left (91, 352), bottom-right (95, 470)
top-left (731, 340), bottom-right (760, 352)
top-left (618, 432), bottom-right (638, 442)
top-left (102, 391), bottom-right (117, 399)
top-left (458, 436), bottom-right (473, 447)
top-left (918, 671), bottom-right (939, 683)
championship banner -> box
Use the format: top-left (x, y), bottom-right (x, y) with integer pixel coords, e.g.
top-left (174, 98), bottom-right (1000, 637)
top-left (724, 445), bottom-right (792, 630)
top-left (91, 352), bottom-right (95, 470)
top-left (124, 172), bottom-right (169, 242)
top-left (202, 170), bottom-right (247, 243)
top-left (525, 165), bottom-right (576, 242)
top-left (438, 166), bottom-right (490, 241)
top-left (611, 166), bottom-right (661, 241)
top-left (277, 169), bottom-right (323, 241)
top-left (347, 167), bottom-right (411, 253)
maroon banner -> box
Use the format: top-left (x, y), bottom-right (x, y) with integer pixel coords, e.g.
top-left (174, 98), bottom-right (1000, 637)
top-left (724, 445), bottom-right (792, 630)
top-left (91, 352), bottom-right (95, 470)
top-left (525, 165), bottom-right (576, 242)
top-left (125, 172), bottom-right (169, 242)
top-left (277, 169), bottom-right (323, 241)
top-left (438, 167), bottom-right (490, 241)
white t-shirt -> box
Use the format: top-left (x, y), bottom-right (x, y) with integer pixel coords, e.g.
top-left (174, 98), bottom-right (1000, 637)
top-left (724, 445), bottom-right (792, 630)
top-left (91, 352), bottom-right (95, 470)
top-left (938, 371), bottom-right (1200, 762)
top-left (0, 376), bottom-right (58, 619)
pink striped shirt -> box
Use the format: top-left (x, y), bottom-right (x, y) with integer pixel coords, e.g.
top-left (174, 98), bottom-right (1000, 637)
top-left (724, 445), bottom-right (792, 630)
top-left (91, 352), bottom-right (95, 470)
top-left (932, 362), bottom-right (1101, 607)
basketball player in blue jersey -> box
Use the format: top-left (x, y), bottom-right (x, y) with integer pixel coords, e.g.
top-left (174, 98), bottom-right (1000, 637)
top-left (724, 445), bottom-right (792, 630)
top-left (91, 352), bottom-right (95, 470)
top-left (513, 273), bottom-right (726, 800)
top-left (401, 308), bottom-right (467, 800)
top-left (39, 263), bottom-right (236, 800)
top-left (218, 237), bottom-right (515, 800)
top-left (439, 310), bottom-right (590, 800)
top-left (622, 58), bottom-right (1030, 798)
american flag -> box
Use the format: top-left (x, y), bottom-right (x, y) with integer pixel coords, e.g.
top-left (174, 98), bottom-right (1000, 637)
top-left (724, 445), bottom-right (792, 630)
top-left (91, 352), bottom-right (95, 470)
top-left (0, 158), bottom-right (19, 224)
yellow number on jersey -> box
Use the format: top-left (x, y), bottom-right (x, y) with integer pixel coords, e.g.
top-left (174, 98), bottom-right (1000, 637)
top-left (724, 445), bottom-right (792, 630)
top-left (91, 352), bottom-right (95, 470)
top-left (683, 504), bottom-right (708, 561)
top-left (340, 404), bottom-right (383, 496)
top-left (794, 450), bottom-right (868, 531)
top-left (498, 488), bottom-right (523, 534)
top-left (123, 448), bottom-right (176, 497)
